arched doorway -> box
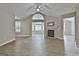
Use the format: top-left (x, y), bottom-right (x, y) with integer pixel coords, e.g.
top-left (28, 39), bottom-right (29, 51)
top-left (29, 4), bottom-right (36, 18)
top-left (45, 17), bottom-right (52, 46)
top-left (32, 13), bottom-right (44, 37)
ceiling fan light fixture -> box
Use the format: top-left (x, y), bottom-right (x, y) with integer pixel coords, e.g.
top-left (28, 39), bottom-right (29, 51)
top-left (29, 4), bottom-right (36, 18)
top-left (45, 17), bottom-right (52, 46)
top-left (39, 6), bottom-right (41, 8)
top-left (36, 8), bottom-right (40, 12)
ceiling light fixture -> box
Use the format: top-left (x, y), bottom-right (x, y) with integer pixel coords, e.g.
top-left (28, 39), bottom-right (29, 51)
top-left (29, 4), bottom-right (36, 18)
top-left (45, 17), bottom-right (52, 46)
top-left (36, 8), bottom-right (40, 11)
top-left (36, 4), bottom-right (40, 12)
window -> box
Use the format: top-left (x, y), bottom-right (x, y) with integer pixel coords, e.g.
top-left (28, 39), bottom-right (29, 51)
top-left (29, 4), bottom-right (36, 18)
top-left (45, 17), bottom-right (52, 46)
top-left (32, 14), bottom-right (44, 20)
top-left (15, 21), bottom-right (21, 32)
top-left (32, 22), bottom-right (44, 31)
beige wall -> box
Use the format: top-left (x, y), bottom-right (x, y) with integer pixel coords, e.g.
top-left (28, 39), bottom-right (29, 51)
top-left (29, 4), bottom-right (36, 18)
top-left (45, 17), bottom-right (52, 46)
top-left (0, 10), bottom-right (15, 45)
top-left (16, 16), bottom-right (32, 37)
top-left (75, 4), bottom-right (79, 45)
top-left (57, 16), bottom-right (64, 39)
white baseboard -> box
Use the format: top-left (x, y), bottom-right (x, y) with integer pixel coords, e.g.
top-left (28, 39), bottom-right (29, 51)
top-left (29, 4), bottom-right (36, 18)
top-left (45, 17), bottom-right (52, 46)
top-left (15, 35), bottom-right (31, 37)
top-left (0, 38), bottom-right (15, 47)
top-left (56, 37), bottom-right (64, 40)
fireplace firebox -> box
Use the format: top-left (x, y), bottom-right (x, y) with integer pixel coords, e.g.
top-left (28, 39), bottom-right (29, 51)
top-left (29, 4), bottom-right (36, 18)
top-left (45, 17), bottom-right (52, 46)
top-left (48, 30), bottom-right (54, 37)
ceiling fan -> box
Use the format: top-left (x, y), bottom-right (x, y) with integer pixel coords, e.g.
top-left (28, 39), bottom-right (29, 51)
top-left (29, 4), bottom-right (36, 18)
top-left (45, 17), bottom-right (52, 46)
top-left (25, 3), bottom-right (51, 14)
top-left (35, 3), bottom-right (51, 12)
top-left (35, 3), bottom-right (41, 12)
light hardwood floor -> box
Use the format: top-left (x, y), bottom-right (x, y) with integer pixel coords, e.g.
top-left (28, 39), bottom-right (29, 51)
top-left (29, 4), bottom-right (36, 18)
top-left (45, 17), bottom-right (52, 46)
top-left (64, 35), bottom-right (79, 56)
top-left (0, 32), bottom-right (79, 56)
top-left (0, 33), bottom-right (64, 56)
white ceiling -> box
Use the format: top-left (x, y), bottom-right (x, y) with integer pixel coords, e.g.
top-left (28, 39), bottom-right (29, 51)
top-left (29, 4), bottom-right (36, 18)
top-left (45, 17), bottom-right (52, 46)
top-left (0, 3), bottom-right (78, 19)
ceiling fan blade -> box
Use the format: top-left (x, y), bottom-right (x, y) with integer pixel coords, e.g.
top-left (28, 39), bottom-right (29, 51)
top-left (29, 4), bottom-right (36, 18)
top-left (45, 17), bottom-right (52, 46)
top-left (25, 4), bottom-right (35, 12)
top-left (41, 4), bottom-right (51, 9)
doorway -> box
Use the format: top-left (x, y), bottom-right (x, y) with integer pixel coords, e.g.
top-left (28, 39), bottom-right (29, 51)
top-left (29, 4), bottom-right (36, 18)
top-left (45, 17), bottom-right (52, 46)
top-left (63, 16), bottom-right (77, 55)
top-left (32, 22), bottom-right (44, 34)
top-left (63, 16), bottom-right (75, 42)
top-left (63, 17), bottom-right (75, 36)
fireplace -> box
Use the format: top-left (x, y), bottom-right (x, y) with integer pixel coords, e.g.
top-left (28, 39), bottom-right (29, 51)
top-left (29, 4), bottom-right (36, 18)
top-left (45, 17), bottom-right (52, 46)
top-left (48, 30), bottom-right (54, 37)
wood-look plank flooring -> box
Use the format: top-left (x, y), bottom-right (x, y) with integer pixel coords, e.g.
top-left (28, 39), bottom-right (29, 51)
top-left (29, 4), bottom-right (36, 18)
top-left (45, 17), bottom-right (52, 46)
top-left (0, 33), bottom-right (64, 56)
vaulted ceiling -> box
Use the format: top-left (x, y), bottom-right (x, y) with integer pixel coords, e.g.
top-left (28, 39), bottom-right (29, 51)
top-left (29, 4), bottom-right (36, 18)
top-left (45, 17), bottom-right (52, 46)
top-left (0, 3), bottom-right (78, 19)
